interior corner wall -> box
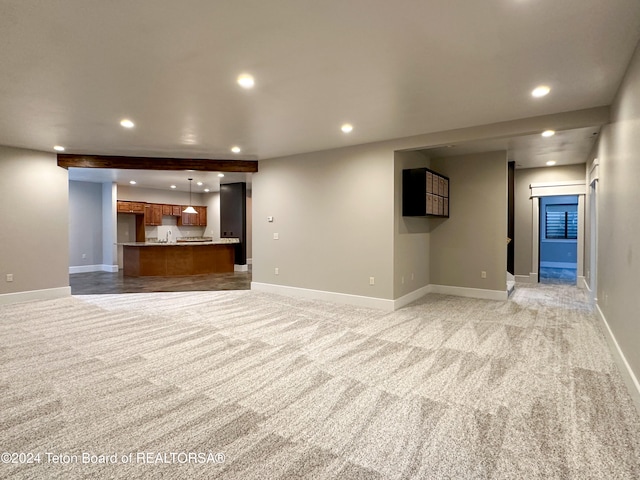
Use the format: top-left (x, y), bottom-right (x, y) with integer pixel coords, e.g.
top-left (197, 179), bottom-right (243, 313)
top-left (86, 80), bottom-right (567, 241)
top-left (206, 192), bottom-right (221, 239)
top-left (514, 164), bottom-right (587, 277)
top-left (0, 146), bottom-right (69, 295)
top-left (595, 40), bottom-right (640, 381)
top-left (102, 182), bottom-right (117, 267)
top-left (246, 189), bottom-right (252, 261)
top-left (393, 150), bottom-right (431, 299)
top-left (69, 181), bottom-right (103, 267)
top-left (252, 143), bottom-right (394, 300)
top-left (429, 151), bottom-right (508, 292)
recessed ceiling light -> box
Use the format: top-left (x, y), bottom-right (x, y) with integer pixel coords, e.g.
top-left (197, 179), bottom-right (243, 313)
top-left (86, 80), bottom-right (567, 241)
top-left (204, 188), bottom-right (210, 193)
top-left (541, 130), bottom-right (555, 137)
top-left (129, 180), bottom-right (137, 185)
top-left (546, 161), bottom-right (557, 166)
top-left (120, 119), bottom-right (135, 128)
top-left (231, 146), bottom-right (241, 154)
top-left (218, 173), bottom-right (225, 178)
top-left (237, 74), bottom-right (255, 89)
top-left (170, 185), bottom-right (177, 189)
top-left (53, 145), bottom-right (65, 152)
top-left (197, 181), bottom-right (203, 186)
top-left (341, 123), bottom-right (353, 133)
top-left (531, 85), bottom-right (550, 98)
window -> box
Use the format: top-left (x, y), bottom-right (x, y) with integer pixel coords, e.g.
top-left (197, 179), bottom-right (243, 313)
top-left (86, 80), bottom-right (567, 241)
top-left (545, 204), bottom-right (578, 239)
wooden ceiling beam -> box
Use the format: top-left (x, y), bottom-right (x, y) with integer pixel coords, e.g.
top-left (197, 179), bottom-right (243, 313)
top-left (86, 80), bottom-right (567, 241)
top-left (57, 154), bottom-right (258, 173)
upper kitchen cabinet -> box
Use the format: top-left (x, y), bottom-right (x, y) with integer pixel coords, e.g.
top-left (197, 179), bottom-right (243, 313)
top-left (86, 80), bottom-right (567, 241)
top-left (178, 206), bottom-right (207, 226)
top-left (196, 206), bottom-right (207, 226)
top-left (162, 204), bottom-right (172, 216)
top-left (117, 201), bottom-right (145, 214)
top-left (144, 204), bottom-right (162, 226)
top-left (178, 208), bottom-right (196, 226)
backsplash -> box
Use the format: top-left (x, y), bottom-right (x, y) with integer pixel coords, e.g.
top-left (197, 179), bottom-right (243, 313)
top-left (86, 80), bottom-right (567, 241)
top-left (147, 225), bottom-right (210, 242)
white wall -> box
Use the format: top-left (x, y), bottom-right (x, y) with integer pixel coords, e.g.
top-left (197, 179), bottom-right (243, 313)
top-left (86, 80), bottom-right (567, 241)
top-left (253, 142), bottom-right (395, 300)
top-left (393, 150), bottom-right (431, 298)
top-left (594, 41), bottom-right (640, 381)
top-left (206, 192), bottom-right (221, 239)
top-left (102, 182), bottom-right (117, 269)
top-left (0, 146), bottom-right (69, 301)
top-left (430, 151), bottom-right (508, 293)
top-left (69, 181), bottom-right (103, 268)
top-left (246, 189), bottom-right (252, 261)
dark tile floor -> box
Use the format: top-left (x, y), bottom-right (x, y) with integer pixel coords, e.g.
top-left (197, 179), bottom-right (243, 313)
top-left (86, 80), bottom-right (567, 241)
top-left (539, 266), bottom-right (577, 285)
top-left (70, 269), bottom-right (251, 294)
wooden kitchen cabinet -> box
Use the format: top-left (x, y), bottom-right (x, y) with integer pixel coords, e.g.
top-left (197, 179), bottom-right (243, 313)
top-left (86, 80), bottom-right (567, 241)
top-left (178, 208), bottom-right (197, 226)
top-left (144, 204), bottom-right (163, 226)
top-left (196, 206), bottom-right (207, 226)
top-left (178, 205), bottom-right (206, 226)
top-left (172, 205), bottom-right (182, 216)
top-left (162, 204), bottom-right (172, 216)
top-left (117, 201), bottom-right (146, 214)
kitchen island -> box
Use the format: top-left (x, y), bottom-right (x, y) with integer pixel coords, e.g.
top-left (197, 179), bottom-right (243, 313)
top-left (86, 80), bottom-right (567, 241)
top-left (121, 241), bottom-right (237, 277)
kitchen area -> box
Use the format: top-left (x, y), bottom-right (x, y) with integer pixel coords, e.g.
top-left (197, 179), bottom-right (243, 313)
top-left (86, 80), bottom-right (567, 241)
top-left (67, 169), bottom-right (252, 294)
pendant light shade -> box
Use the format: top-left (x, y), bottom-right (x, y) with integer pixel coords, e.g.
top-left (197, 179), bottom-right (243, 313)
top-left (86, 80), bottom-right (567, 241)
top-left (183, 178), bottom-right (197, 214)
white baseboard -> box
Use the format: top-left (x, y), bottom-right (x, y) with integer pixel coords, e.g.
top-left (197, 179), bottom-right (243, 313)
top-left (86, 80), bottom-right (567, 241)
top-left (251, 282), bottom-right (508, 311)
top-left (595, 304), bottom-right (640, 409)
top-left (429, 284), bottom-right (508, 301)
top-left (234, 264), bottom-right (249, 272)
top-left (69, 264), bottom-right (118, 274)
top-left (515, 274), bottom-right (533, 284)
top-left (251, 282), bottom-right (395, 311)
top-left (0, 286), bottom-right (71, 305)
top-left (393, 285), bottom-right (432, 310)
top-left (577, 276), bottom-right (587, 289)
top-left (247, 258), bottom-right (253, 265)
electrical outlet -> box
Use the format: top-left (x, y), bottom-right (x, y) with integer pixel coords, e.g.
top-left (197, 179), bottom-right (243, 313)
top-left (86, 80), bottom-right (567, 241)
top-left (273, 233), bottom-right (279, 240)
top-left (82, 253), bottom-right (87, 259)
top-left (369, 277), bottom-right (375, 285)
top-left (401, 276), bottom-right (405, 284)
top-left (6, 273), bottom-right (13, 282)
top-left (481, 271), bottom-right (487, 278)
top-left (274, 267), bottom-right (279, 275)
top-left (411, 273), bottom-right (414, 281)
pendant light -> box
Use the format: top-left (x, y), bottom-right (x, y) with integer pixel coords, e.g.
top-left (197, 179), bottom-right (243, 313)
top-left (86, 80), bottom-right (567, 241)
top-left (183, 178), bottom-right (197, 214)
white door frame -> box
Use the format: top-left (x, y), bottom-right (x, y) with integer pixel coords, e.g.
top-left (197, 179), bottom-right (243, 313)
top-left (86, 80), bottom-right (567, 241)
top-left (529, 181), bottom-right (586, 287)
top-left (588, 160), bottom-right (599, 300)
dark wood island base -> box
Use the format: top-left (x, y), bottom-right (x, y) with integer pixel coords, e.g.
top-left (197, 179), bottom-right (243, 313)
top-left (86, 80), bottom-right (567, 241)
top-left (123, 243), bottom-right (235, 277)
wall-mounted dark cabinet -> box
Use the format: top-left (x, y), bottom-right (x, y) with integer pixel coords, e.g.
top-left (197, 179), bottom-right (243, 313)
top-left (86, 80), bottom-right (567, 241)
top-left (402, 168), bottom-right (450, 217)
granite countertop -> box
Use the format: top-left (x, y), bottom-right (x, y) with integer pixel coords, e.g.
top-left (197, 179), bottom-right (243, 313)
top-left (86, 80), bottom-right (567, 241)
top-left (119, 239), bottom-right (239, 247)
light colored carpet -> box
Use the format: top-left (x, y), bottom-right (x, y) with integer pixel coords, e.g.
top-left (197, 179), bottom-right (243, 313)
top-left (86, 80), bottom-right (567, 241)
top-left (1, 284), bottom-right (639, 479)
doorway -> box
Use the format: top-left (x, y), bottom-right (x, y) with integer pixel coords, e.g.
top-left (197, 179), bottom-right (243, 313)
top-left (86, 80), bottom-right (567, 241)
top-left (539, 195), bottom-right (578, 284)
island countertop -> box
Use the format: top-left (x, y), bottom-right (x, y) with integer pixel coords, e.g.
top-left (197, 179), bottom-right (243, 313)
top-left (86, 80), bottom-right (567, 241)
top-left (118, 240), bottom-right (239, 247)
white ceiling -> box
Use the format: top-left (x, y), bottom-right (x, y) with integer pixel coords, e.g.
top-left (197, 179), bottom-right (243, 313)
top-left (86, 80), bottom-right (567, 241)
top-left (1, 0), bottom-right (639, 167)
top-left (423, 126), bottom-right (601, 168)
